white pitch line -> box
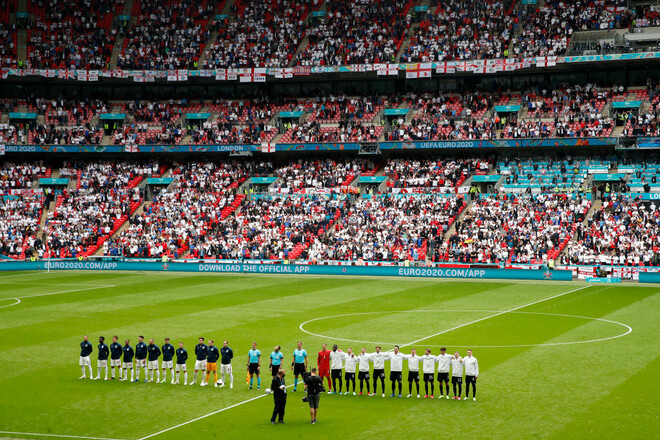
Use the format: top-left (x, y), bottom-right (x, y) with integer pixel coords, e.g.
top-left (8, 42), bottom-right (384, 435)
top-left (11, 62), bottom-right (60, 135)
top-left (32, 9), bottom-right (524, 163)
top-left (136, 384), bottom-right (295, 440)
top-left (9, 285), bottom-right (115, 300)
top-left (298, 309), bottom-right (632, 348)
top-left (0, 282), bottom-right (112, 286)
top-left (0, 298), bottom-right (21, 309)
top-left (0, 431), bottom-right (127, 440)
top-left (0, 271), bottom-right (42, 278)
top-left (399, 285), bottom-right (592, 348)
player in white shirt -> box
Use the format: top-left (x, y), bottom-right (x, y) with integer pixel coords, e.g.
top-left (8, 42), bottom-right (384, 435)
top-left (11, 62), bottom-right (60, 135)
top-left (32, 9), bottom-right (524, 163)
top-left (420, 348), bottom-right (438, 398)
top-left (388, 345), bottom-right (406, 398)
top-left (405, 348), bottom-right (421, 398)
top-left (436, 347), bottom-right (452, 399)
top-left (343, 348), bottom-right (358, 395)
top-left (329, 344), bottom-right (346, 394)
top-left (369, 346), bottom-right (388, 397)
top-left (450, 351), bottom-right (464, 400)
top-left (357, 348), bottom-right (371, 395)
top-left (464, 349), bottom-right (479, 401)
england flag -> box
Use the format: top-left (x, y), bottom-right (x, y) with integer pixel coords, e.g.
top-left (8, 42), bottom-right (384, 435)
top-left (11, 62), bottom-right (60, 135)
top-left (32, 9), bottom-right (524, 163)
top-left (405, 63), bottom-right (432, 79)
top-left (376, 64), bottom-right (399, 76)
top-left (261, 142), bottom-right (276, 153)
top-left (240, 68), bottom-right (267, 83)
top-left (215, 69), bottom-right (238, 81)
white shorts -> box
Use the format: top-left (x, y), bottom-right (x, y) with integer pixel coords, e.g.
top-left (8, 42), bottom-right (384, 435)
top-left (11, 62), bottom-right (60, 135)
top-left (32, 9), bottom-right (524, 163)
top-left (79, 356), bottom-right (91, 366)
top-left (97, 360), bottom-right (107, 368)
top-left (162, 360), bottom-right (173, 369)
top-left (147, 361), bottom-right (159, 370)
top-left (135, 359), bottom-right (146, 367)
top-left (220, 364), bottom-right (232, 375)
top-left (194, 360), bottom-right (207, 371)
top-left (176, 363), bottom-right (187, 372)
top-left (111, 359), bottom-right (121, 367)
top-left (122, 362), bottom-right (133, 369)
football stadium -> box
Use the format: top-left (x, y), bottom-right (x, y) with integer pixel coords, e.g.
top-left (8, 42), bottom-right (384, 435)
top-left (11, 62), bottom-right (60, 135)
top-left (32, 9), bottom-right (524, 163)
top-left (1, 0), bottom-right (660, 439)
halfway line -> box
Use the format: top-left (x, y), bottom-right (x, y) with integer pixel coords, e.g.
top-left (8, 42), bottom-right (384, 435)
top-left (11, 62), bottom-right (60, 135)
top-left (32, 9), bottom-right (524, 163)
top-left (399, 285), bottom-right (592, 348)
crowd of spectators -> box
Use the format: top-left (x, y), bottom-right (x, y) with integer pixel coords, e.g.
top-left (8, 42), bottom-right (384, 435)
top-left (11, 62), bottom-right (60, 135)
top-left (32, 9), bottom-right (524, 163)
top-left (0, 124), bottom-right (103, 145)
top-left (204, 0), bottom-right (309, 68)
top-left (0, 23), bottom-right (16, 68)
top-left (117, 0), bottom-right (214, 70)
top-left (0, 194), bottom-right (44, 258)
top-left (294, 0), bottom-right (412, 66)
top-left (0, 162), bottom-right (48, 190)
top-left (216, 195), bottom-right (342, 260)
top-left (308, 194), bottom-right (464, 262)
top-left (188, 121), bottom-right (275, 145)
top-left (41, 162), bottom-right (144, 258)
top-left (384, 159), bottom-right (485, 192)
top-left (105, 161), bottom-right (269, 258)
top-left (27, 0), bottom-right (123, 69)
top-left (440, 193), bottom-right (590, 264)
top-left (510, 0), bottom-right (633, 59)
top-left (563, 195), bottom-right (660, 266)
top-left (401, 0), bottom-right (514, 63)
top-left (272, 159), bottom-right (367, 194)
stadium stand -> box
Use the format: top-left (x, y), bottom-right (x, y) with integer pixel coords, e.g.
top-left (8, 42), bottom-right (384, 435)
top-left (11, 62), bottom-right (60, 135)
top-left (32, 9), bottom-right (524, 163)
top-left (440, 193), bottom-right (591, 264)
top-left (204, 0), bottom-right (306, 68)
top-left (294, 0), bottom-right (413, 66)
top-left (27, 0), bottom-right (123, 69)
top-left (564, 194), bottom-right (660, 266)
top-left (117, 0), bottom-right (214, 70)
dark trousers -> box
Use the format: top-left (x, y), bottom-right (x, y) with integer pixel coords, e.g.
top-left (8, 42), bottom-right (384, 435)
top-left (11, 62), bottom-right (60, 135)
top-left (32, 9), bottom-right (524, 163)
top-left (271, 397), bottom-right (286, 422)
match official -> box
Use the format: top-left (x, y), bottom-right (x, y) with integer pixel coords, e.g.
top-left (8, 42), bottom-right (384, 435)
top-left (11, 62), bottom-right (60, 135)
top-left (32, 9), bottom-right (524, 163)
top-left (292, 341), bottom-right (307, 391)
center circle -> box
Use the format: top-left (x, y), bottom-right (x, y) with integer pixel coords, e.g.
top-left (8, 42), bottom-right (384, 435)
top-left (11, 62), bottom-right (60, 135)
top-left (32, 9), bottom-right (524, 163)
top-left (298, 310), bottom-right (632, 348)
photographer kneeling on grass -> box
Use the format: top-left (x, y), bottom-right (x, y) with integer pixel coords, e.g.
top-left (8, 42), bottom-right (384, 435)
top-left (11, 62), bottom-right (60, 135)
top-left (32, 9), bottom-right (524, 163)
top-left (304, 368), bottom-right (324, 424)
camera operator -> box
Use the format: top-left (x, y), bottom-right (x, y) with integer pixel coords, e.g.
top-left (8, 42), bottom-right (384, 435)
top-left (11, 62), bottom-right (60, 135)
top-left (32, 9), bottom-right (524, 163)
top-left (304, 368), bottom-right (324, 424)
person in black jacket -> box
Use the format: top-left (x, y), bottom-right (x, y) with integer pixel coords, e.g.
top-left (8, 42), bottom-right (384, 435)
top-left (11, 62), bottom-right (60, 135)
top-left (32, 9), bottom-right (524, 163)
top-left (304, 368), bottom-right (324, 424)
top-left (270, 369), bottom-right (287, 425)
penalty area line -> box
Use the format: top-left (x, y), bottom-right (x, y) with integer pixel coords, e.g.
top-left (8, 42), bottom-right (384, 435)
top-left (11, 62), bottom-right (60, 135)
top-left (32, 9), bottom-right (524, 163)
top-left (0, 431), bottom-right (127, 440)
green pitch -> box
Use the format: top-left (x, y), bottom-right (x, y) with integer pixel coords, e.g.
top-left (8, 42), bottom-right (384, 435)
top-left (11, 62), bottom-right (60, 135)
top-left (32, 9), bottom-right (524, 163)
top-left (0, 271), bottom-right (659, 440)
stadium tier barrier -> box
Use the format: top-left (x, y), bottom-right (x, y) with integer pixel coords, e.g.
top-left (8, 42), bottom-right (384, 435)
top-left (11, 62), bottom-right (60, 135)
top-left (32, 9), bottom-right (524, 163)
top-left (0, 260), bottom-right (573, 281)
top-left (1, 137), bottom-right (622, 154)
